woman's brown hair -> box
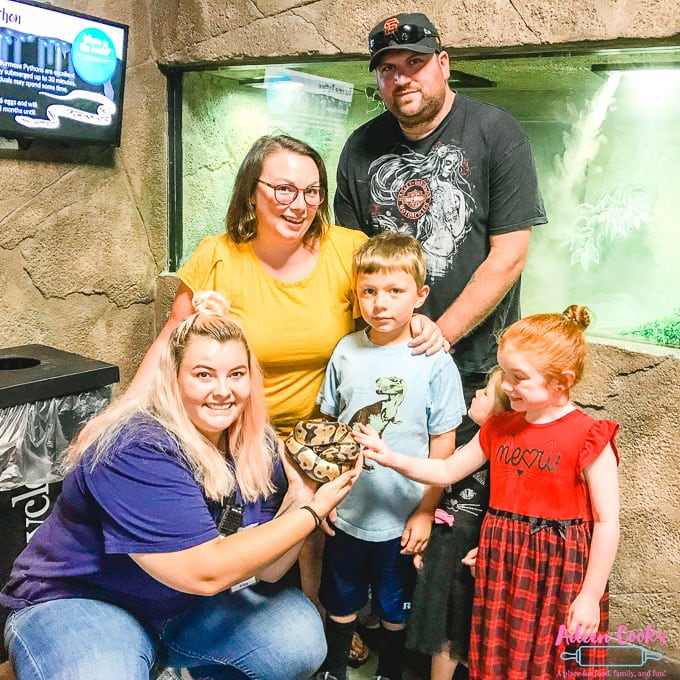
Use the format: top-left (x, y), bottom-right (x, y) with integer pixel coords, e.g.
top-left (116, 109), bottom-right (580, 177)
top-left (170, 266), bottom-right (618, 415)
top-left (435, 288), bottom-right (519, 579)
top-left (225, 135), bottom-right (331, 246)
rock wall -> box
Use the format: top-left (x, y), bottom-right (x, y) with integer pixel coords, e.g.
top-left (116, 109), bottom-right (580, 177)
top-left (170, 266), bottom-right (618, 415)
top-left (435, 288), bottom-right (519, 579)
top-left (574, 344), bottom-right (679, 667)
top-left (1, 1), bottom-right (166, 386)
top-left (1, 0), bottom-right (678, 667)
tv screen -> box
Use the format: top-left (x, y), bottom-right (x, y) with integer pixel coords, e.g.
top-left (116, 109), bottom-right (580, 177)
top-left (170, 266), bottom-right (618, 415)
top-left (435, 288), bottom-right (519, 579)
top-left (0, 0), bottom-right (128, 147)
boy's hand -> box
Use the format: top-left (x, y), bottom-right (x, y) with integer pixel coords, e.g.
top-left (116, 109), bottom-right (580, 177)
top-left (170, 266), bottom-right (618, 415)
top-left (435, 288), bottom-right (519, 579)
top-left (461, 546), bottom-right (478, 577)
top-left (320, 509), bottom-right (337, 536)
top-left (401, 509), bottom-right (433, 555)
top-left (351, 423), bottom-right (397, 467)
top-left (413, 552), bottom-right (424, 570)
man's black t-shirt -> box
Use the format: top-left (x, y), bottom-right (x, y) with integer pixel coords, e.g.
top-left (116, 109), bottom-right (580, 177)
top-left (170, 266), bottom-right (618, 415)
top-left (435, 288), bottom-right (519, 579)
top-left (335, 93), bottom-right (547, 373)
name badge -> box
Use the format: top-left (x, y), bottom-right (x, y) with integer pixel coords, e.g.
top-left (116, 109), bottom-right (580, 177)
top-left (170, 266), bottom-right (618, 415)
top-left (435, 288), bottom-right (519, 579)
top-left (230, 576), bottom-right (257, 593)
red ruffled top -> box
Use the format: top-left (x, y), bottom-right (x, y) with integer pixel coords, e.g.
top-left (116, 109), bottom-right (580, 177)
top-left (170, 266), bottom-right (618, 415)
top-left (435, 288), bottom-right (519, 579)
top-left (479, 409), bottom-right (619, 520)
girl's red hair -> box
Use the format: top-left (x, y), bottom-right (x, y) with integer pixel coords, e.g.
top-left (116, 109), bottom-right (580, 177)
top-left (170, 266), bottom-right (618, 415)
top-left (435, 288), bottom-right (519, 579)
top-left (498, 305), bottom-right (590, 387)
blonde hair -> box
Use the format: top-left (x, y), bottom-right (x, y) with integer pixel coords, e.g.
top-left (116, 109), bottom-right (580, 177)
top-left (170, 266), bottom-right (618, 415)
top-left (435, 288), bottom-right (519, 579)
top-left (64, 291), bottom-right (275, 502)
top-left (352, 232), bottom-right (427, 289)
top-left (498, 304), bottom-right (591, 388)
top-left (487, 367), bottom-right (511, 412)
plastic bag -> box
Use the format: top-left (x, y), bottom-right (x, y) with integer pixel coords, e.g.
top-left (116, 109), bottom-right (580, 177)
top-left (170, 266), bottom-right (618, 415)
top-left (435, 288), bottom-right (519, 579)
top-left (0, 386), bottom-right (112, 491)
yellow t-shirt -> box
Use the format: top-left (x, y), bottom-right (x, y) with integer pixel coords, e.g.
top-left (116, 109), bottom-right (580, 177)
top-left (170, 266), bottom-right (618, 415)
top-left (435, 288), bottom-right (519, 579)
top-left (178, 226), bottom-right (368, 436)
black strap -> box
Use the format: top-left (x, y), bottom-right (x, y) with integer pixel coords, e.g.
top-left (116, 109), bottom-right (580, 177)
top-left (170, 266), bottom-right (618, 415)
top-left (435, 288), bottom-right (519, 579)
top-left (488, 507), bottom-right (583, 539)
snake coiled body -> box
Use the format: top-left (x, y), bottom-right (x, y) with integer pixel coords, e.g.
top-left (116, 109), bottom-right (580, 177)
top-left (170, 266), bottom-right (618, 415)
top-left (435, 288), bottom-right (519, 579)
top-left (285, 419), bottom-right (360, 483)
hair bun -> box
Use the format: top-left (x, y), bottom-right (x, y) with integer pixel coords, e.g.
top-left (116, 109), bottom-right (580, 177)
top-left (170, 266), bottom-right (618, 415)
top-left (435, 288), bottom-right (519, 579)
top-left (562, 304), bottom-right (590, 331)
top-left (192, 291), bottom-right (230, 317)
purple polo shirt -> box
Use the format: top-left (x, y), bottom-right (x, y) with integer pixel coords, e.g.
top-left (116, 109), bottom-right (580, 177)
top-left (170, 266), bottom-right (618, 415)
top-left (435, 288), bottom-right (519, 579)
top-left (0, 417), bottom-right (285, 622)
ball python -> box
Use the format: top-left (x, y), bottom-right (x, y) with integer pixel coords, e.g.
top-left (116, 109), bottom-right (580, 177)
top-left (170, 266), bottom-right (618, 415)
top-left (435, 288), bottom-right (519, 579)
top-left (285, 419), bottom-right (363, 483)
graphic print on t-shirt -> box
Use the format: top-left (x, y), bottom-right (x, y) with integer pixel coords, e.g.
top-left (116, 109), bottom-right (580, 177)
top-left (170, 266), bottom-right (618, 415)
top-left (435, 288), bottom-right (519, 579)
top-left (367, 142), bottom-right (476, 278)
top-left (442, 467), bottom-right (488, 518)
top-left (494, 438), bottom-right (561, 475)
top-left (348, 376), bottom-right (406, 438)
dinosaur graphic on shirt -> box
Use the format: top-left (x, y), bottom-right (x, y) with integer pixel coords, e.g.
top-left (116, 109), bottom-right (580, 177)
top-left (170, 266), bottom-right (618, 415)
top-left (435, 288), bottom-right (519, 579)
top-left (348, 376), bottom-right (406, 438)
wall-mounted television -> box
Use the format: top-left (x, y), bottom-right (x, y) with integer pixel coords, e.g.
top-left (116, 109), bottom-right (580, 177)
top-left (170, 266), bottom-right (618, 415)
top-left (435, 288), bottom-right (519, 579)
top-left (0, 0), bottom-right (128, 147)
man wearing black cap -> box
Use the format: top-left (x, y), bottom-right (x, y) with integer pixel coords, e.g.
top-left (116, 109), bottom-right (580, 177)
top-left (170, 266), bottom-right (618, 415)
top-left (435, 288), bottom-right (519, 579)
top-left (336, 11), bottom-right (546, 441)
top-left (329, 11), bottom-right (547, 680)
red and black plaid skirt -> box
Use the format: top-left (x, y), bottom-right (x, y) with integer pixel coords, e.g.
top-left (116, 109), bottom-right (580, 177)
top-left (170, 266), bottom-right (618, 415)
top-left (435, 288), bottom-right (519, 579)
top-left (469, 508), bottom-right (609, 680)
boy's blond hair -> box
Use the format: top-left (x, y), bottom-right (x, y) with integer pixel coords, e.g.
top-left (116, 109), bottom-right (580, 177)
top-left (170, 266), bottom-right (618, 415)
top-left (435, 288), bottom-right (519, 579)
top-left (352, 232), bottom-right (427, 289)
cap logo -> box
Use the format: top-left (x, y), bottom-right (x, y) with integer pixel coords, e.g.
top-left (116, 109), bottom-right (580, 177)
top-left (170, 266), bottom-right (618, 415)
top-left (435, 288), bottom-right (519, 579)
top-left (383, 18), bottom-right (400, 35)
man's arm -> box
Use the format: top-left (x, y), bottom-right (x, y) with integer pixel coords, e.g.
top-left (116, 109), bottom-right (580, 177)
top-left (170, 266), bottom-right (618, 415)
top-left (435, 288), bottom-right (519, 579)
top-left (436, 229), bottom-right (531, 346)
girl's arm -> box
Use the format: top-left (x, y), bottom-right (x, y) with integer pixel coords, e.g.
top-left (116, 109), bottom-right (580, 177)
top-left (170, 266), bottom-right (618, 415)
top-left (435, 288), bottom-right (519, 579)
top-left (401, 428), bottom-right (457, 555)
top-left (353, 423), bottom-right (486, 486)
top-left (130, 456), bottom-right (361, 595)
top-left (566, 443), bottom-right (620, 636)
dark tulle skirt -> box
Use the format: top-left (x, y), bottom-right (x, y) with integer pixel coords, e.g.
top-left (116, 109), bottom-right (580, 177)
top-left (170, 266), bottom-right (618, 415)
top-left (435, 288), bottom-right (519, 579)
top-left (406, 520), bottom-right (482, 659)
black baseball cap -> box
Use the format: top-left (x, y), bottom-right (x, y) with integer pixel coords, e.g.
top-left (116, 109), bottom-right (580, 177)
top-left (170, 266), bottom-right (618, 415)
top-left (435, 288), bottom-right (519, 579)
top-left (368, 13), bottom-right (441, 71)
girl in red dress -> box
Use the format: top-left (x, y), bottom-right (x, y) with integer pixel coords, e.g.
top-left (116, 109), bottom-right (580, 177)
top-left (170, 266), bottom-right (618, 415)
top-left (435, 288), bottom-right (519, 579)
top-left (354, 305), bottom-right (620, 680)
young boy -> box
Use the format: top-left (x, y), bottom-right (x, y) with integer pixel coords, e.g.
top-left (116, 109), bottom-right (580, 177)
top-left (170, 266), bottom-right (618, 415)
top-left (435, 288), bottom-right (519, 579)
top-left (315, 232), bottom-right (466, 680)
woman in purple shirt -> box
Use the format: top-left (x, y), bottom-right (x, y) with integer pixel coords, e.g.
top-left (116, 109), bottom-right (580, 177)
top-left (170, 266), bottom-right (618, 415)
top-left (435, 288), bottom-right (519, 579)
top-left (1, 292), bottom-right (360, 680)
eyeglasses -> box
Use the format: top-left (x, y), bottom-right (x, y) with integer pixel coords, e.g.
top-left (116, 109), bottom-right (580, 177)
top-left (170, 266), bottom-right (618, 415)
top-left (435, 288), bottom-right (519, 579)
top-left (368, 24), bottom-right (439, 55)
top-left (257, 180), bottom-right (325, 206)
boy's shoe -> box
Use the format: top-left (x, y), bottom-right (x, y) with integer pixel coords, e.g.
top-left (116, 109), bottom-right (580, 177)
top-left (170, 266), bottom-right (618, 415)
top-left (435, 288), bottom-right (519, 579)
top-left (314, 673), bottom-right (340, 680)
top-left (347, 631), bottom-right (370, 667)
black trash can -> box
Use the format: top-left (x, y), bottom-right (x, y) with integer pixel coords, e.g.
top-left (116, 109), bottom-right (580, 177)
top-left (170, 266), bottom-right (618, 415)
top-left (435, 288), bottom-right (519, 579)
top-left (0, 344), bottom-right (119, 660)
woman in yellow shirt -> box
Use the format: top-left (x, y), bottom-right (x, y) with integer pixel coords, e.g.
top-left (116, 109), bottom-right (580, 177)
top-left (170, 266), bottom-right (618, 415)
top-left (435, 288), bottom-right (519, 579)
top-left (129, 135), bottom-right (444, 434)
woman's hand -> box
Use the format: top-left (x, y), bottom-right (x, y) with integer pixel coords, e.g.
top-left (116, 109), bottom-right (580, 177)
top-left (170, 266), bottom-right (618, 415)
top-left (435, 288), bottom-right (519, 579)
top-left (566, 592), bottom-right (601, 637)
top-left (351, 423), bottom-right (398, 468)
top-left (409, 314), bottom-right (450, 356)
top-left (280, 439), bottom-right (361, 534)
top-left (308, 453), bottom-right (363, 520)
top-left (279, 439), bottom-right (317, 506)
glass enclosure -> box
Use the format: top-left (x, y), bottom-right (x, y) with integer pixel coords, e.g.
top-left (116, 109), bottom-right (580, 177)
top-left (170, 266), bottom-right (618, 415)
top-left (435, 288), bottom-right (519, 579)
top-left (174, 47), bottom-right (680, 350)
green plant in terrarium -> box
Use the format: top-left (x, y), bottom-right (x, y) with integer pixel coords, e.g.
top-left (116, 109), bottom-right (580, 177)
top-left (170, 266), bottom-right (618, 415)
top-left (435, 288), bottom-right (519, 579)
top-left (305, 127), bottom-right (333, 156)
top-left (622, 309), bottom-right (680, 348)
top-left (566, 185), bottom-right (656, 270)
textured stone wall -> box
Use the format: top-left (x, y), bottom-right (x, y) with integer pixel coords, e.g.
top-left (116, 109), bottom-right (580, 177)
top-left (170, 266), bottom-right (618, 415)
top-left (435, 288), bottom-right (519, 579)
top-left (0, 1), bottom-right (166, 386)
top-left (1, 0), bottom-right (678, 667)
top-left (151, 0), bottom-right (680, 66)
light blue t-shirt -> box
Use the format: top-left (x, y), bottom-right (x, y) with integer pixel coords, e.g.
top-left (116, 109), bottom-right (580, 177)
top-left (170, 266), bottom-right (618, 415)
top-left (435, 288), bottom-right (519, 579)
top-left (318, 329), bottom-right (466, 541)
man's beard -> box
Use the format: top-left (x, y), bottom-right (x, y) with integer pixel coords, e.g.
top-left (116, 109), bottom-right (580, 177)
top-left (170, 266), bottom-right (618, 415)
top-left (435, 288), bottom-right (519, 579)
top-left (388, 86), bottom-right (448, 131)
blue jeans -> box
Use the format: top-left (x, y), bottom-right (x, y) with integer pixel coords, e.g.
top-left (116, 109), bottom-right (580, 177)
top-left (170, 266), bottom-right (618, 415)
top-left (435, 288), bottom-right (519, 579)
top-left (4, 586), bottom-right (325, 680)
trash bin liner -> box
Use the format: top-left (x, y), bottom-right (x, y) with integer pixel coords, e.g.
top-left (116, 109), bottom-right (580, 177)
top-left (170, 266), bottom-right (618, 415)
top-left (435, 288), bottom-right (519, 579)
top-left (0, 386), bottom-right (112, 491)
top-left (0, 345), bottom-right (119, 660)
